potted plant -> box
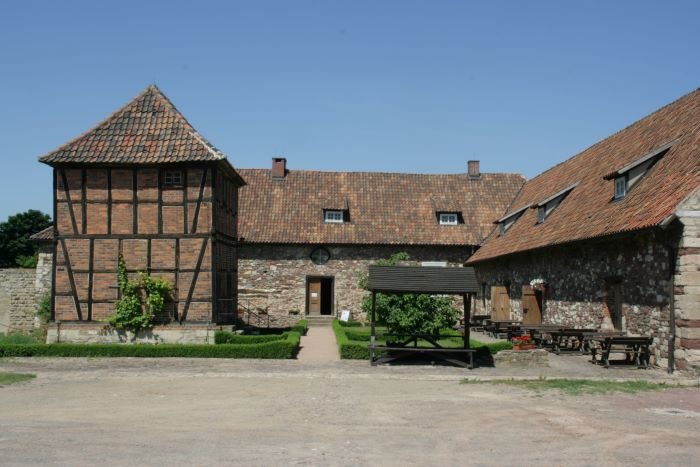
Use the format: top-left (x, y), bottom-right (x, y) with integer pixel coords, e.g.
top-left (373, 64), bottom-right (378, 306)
top-left (512, 335), bottom-right (536, 351)
top-left (530, 278), bottom-right (547, 292)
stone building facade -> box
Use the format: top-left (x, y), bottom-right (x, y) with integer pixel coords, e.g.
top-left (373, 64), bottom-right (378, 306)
top-left (239, 244), bottom-right (473, 326)
top-left (469, 89), bottom-right (700, 374)
top-left (237, 159), bottom-right (524, 325)
top-left (0, 269), bottom-right (39, 334)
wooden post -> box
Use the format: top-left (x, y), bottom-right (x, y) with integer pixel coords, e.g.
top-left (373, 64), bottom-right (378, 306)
top-left (370, 291), bottom-right (377, 363)
top-left (463, 293), bottom-right (471, 349)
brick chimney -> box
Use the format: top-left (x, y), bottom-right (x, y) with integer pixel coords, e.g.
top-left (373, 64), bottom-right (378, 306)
top-left (468, 160), bottom-right (480, 178)
top-left (271, 157), bottom-right (287, 179)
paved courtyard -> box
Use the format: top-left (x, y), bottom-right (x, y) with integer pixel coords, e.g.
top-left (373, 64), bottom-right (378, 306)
top-left (1, 356), bottom-right (699, 466)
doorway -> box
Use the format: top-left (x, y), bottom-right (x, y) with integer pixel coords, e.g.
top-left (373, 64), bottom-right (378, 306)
top-left (306, 276), bottom-right (334, 315)
top-left (606, 281), bottom-right (623, 330)
top-left (521, 285), bottom-right (542, 324)
top-left (491, 285), bottom-right (511, 320)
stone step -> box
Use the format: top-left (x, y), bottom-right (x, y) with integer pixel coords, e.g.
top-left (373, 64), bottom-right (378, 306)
top-left (304, 315), bottom-right (335, 327)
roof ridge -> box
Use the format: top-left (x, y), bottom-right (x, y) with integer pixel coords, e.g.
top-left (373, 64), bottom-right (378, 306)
top-left (238, 167), bottom-right (524, 177)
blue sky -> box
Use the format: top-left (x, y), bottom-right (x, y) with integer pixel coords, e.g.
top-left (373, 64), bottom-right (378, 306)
top-left (1, 0), bottom-right (698, 221)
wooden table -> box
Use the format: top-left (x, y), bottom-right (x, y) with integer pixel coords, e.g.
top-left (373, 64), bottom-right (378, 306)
top-left (369, 334), bottom-right (475, 369)
top-left (484, 320), bottom-right (522, 339)
top-left (548, 328), bottom-right (600, 354)
top-left (589, 336), bottom-right (653, 368)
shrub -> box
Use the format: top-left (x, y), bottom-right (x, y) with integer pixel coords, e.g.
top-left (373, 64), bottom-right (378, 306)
top-left (215, 331), bottom-right (290, 344)
top-left (0, 333), bottom-right (37, 345)
top-left (337, 320), bottom-right (363, 328)
top-left (36, 293), bottom-right (51, 324)
top-left (332, 320), bottom-right (378, 360)
top-left (0, 332), bottom-right (301, 359)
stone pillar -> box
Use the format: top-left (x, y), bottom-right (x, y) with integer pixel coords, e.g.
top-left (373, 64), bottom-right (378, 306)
top-left (674, 187), bottom-right (700, 375)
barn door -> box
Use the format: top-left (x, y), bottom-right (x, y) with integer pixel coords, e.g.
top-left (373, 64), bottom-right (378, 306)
top-left (491, 285), bottom-right (511, 320)
top-left (521, 286), bottom-right (542, 324)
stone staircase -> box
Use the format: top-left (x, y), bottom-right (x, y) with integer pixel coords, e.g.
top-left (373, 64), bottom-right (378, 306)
top-left (305, 315), bottom-right (335, 327)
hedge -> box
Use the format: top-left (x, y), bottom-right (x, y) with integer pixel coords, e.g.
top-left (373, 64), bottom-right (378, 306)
top-left (241, 320), bottom-right (309, 336)
top-left (337, 320), bottom-right (363, 328)
top-left (214, 331), bottom-right (290, 344)
top-left (0, 332), bottom-right (301, 359)
top-left (332, 319), bottom-right (511, 360)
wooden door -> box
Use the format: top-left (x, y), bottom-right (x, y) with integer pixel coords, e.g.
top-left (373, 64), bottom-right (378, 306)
top-left (308, 279), bottom-right (322, 315)
top-left (606, 283), bottom-right (623, 330)
top-left (491, 286), bottom-right (511, 320)
top-left (521, 286), bottom-right (542, 324)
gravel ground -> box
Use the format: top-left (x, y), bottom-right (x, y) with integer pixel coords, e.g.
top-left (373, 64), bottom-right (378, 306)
top-left (0, 356), bottom-right (698, 466)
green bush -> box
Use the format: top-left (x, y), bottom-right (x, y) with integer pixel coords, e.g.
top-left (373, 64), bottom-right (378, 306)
top-left (337, 320), bottom-right (363, 328)
top-left (0, 333), bottom-right (38, 345)
top-left (0, 332), bottom-right (301, 359)
top-left (215, 331), bottom-right (290, 344)
top-left (36, 293), bottom-right (51, 324)
top-left (332, 320), bottom-right (379, 359)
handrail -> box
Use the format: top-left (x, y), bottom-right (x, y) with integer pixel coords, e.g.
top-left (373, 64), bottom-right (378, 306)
top-left (238, 300), bottom-right (270, 328)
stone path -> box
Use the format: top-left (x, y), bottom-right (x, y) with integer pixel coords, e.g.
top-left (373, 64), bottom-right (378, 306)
top-left (296, 326), bottom-right (340, 362)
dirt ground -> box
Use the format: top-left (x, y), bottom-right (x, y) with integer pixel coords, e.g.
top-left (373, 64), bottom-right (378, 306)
top-left (0, 357), bottom-right (699, 466)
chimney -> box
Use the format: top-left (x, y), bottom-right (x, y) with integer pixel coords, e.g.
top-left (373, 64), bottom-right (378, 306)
top-left (468, 160), bottom-right (480, 178)
top-left (271, 157), bottom-right (287, 179)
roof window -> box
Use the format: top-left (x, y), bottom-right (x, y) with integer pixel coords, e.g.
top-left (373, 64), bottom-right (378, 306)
top-left (439, 213), bottom-right (459, 225)
top-left (604, 139), bottom-right (676, 200)
top-left (534, 183), bottom-right (578, 224)
top-left (324, 210), bottom-right (345, 224)
top-left (495, 204), bottom-right (531, 235)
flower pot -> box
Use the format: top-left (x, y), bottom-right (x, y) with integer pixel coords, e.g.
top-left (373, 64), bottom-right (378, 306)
top-left (513, 344), bottom-right (536, 351)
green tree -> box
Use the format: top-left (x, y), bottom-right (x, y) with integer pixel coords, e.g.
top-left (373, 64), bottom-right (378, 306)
top-left (0, 210), bottom-right (51, 268)
top-left (359, 252), bottom-right (460, 337)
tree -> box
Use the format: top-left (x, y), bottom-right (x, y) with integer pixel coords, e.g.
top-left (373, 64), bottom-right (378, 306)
top-left (359, 252), bottom-right (461, 337)
top-left (0, 210), bottom-right (51, 268)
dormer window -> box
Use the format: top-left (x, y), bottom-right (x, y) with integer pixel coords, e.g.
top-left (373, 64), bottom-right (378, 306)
top-left (495, 204), bottom-right (531, 236)
top-left (534, 183), bottom-right (578, 224)
top-left (604, 139), bottom-right (676, 201)
top-left (614, 176), bottom-right (627, 199)
top-left (324, 210), bottom-right (345, 223)
top-left (439, 213), bottom-right (459, 225)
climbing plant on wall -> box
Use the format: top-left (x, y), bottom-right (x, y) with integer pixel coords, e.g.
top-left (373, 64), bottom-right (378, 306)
top-left (108, 255), bottom-right (172, 333)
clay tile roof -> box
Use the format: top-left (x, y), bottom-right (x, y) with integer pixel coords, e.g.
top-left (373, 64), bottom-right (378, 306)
top-left (468, 88), bottom-right (700, 264)
top-left (238, 169), bottom-right (525, 246)
top-left (30, 226), bottom-right (54, 242)
top-left (39, 85), bottom-right (230, 166)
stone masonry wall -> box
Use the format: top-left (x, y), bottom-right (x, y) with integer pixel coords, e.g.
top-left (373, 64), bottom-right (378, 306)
top-left (474, 229), bottom-right (676, 367)
top-left (674, 187), bottom-right (700, 375)
top-left (239, 244), bottom-right (472, 326)
top-left (0, 269), bottom-right (39, 333)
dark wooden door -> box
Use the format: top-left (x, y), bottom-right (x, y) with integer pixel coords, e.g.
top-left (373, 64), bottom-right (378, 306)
top-left (606, 283), bottom-right (623, 330)
top-left (308, 279), bottom-right (322, 315)
top-left (491, 286), bottom-right (511, 320)
top-left (521, 286), bottom-right (542, 324)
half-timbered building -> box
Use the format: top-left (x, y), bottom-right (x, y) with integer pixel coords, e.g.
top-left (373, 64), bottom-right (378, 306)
top-left (39, 85), bottom-right (244, 342)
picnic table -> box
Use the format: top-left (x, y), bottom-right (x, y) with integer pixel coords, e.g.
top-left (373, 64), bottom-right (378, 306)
top-left (369, 333), bottom-right (475, 369)
top-left (548, 328), bottom-right (600, 354)
top-left (516, 324), bottom-right (564, 348)
top-left (588, 335), bottom-right (653, 368)
top-left (469, 314), bottom-right (491, 332)
top-left (484, 320), bottom-right (522, 339)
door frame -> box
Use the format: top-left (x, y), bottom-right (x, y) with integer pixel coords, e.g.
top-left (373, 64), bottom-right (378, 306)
top-left (305, 275), bottom-right (335, 316)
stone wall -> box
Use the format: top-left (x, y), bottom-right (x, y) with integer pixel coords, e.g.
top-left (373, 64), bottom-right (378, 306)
top-left (473, 229), bottom-right (676, 367)
top-left (0, 269), bottom-right (39, 334)
top-left (239, 244), bottom-right (472, 326)
top-left (35, 243), bottom-right (52, 296)
top-left (46, 322), bottom-right (222, 344)
top-left (674, 187), bottom-right (700, 375)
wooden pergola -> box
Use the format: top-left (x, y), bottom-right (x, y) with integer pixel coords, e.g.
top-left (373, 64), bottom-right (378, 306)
top-left (366, 265), bottom-right (480, 368)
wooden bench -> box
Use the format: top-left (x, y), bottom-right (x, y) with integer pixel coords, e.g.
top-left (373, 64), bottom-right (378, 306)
top-left (548, 328), bottom-right (599, 355)
top-left (589, 336), bottom-right (653, 368)
top-left (370, 344), bottom-right (475, 369)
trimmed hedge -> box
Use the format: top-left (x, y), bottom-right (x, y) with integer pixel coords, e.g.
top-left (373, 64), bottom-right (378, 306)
top-left (337, 320), bottom-right (363, 328)
top-left (332, 319), bottom-right (511, 360)
top-left (215, 331), bottom-right (290, 344)
top-left (0, 332), bottom-right (301, 359)
top-left (241, 319), bottom-right (309, 336)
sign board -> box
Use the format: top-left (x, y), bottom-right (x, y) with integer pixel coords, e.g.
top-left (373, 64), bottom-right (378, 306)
top-left (340, 310), bottom-right (350, 322)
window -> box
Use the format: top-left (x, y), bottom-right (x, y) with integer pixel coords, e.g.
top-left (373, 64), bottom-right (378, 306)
top-left (614, 176), bottom-right (627, 199)
top-left (495, 204), bottom-right (531, 235)
top-left (163, 170), bottom-right (183, 187)
top-left (324, 210), bottom-right (344, 223)
top-left (534, 183), bottom-right (577, 224)
top-left (604, 139), bottom-right (676, 201)
top-left (439, 213), bottom-right (458, 225)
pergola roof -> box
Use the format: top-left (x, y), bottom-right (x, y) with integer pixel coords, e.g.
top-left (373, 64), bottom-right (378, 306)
top-left (367, 265), bottom-right (479, 294)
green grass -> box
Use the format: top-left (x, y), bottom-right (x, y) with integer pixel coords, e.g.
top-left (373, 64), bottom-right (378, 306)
top-left (462, 378), bottom-right (675, 395)
top-left (0, 333), bottom-right (40, 345)
top-left (0, 372), bottom-right (35, 386)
